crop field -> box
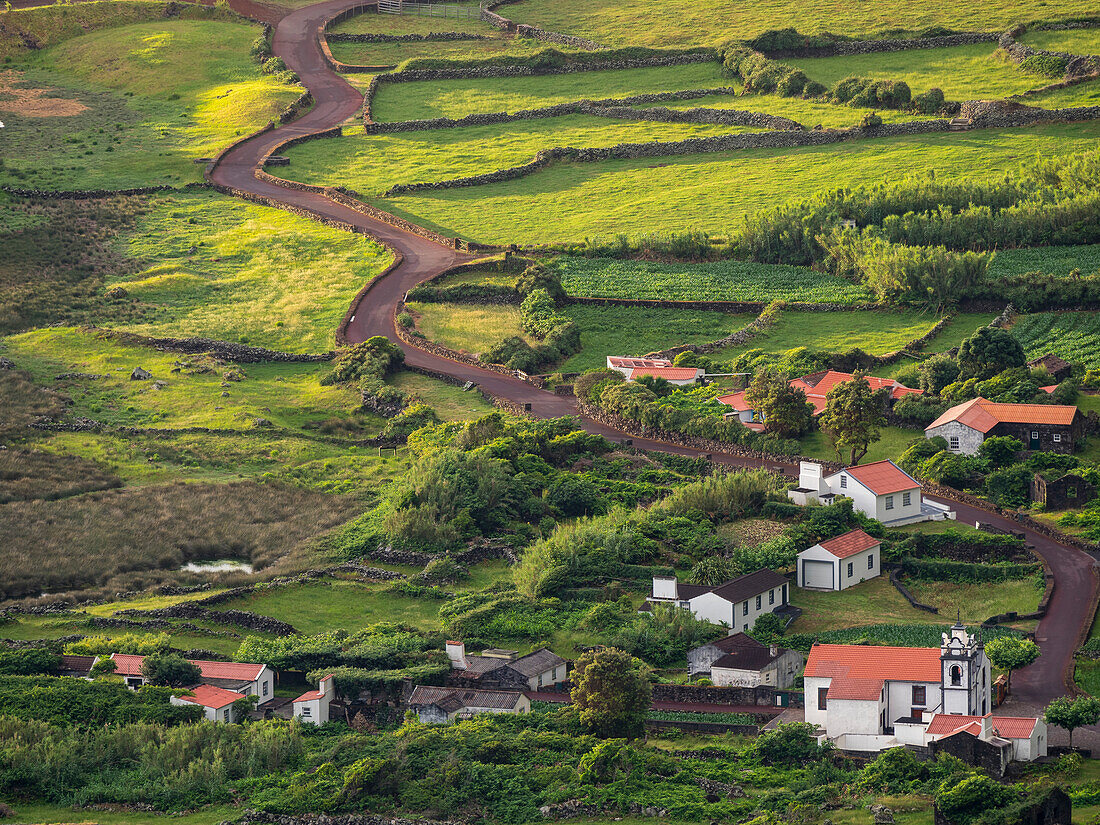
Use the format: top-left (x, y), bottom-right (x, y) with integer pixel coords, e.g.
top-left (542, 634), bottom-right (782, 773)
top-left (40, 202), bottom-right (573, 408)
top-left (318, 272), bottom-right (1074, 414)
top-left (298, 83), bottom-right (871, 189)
top-left (0, 19), bottom-right (301, 189)
top-left (370, 62), bottom-right (733, 121)
top-left (552, 256), bottom-right (873, 303)
top-left (281, 116), bottom-right (762, 196)
top-left (1019, 28), bottom-right (1100, 54)
top-left (497, 0), bottom-right (1100, 47)
top-left (1009, 312), bottom-right (1100, 368)
top-left (376, 120), bottom-right (1100, 244)
top-left (788, 43), bottom-right (1040, 101)
top-left (989, 244), bottom-right (1100, 278)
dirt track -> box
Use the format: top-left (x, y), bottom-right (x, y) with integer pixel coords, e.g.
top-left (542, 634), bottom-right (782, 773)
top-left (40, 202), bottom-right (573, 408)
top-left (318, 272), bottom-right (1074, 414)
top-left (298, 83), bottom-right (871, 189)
top-left (206, 0), bottom-right (1098, 705)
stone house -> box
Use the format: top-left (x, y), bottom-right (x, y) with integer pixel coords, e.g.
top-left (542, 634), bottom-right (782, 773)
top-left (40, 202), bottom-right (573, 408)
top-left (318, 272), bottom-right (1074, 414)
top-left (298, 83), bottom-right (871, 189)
top-left (925, 397), bottom-right (1081, 455)
top-left (407, 685), bottom-right (530, 724)
top-left (445, 643), bottom-right (568, 690)
top-left (796, 528), bottom-right (881, 591)
top-left (687, 633), bottom-right (802, 688)
top-left (644, 569), bottom-right (791, 634)
top-left (922, 713), bottom-right (1047, 763)
top-left (1030, 472), bottom-right (1095, 509)
top-left (1027, 354), bottom-right (1073, 383)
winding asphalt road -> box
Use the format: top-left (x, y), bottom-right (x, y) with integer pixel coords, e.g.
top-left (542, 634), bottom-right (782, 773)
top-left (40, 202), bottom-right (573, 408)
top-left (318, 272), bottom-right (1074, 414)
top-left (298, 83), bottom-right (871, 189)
top-left (207, 0), bottom-right (1098, 705)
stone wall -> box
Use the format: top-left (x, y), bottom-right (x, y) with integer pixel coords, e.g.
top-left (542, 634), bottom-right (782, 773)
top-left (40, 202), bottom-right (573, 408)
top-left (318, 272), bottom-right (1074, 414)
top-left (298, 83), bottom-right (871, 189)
top-left (761, 32), bottom-right (1000, 59)
top-left (512, 24), bottom-right (603, 51)
top-left (2, 182), bottom-right (210, 199)
top-left (998, 29), bottom-right (1100, 82)
top-left (229, 812), bottom-right (460, 825)
top-left (327, 31), bottom-right (492, 42)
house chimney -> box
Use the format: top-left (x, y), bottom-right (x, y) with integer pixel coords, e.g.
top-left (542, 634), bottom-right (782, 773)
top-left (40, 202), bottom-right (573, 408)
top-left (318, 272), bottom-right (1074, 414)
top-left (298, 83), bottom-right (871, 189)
top-left (979, 714), bottom-right (992, 740)
top-left (652, 576), bottom-right (678, 601)
top-left (445, 641), bottom-right (467, 669)
top-left (769, 644), bottom-right (778, 658)
top-left (320, 674), bottom-right (335, 697)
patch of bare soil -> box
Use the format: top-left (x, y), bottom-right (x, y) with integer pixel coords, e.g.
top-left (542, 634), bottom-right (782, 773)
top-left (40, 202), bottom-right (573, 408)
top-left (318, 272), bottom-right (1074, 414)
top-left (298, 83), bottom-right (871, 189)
top-left (0, 69), bottom-right (87, 117)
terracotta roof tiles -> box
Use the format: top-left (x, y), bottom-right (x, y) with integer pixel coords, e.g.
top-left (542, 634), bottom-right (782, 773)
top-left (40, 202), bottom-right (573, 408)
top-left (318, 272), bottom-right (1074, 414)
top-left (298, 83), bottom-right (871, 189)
top-left (805, 643), bottom-right (942, 701)
top-left (832, 460), bottom-right (920, 496)
top-left (927, 397), bottom-right (1078, 433)
top-left (817, 528), bottom-right (880, 559)
top-left (109, 653), bottom-right (265, 681)
top-left (176, 684), bottom-right (246, 710)
top-left (925, 713), bottom-right (1038, 739)
top-left (629, 367), bottom-right (702, 381)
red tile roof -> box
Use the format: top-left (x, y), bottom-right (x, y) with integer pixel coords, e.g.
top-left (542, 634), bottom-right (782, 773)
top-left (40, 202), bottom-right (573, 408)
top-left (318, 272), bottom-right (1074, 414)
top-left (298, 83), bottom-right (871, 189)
top-left (925, 713), bottom-right (1037, 739)
top-left (805, 644), bottom-right (942, 700)
top-left (1040, 385), bottom-right (1057, 395)
top-left (717, 371), bottom-right (919, 419)
top-left (629, 367), bottom-right (701, 381)
top-left (294, 675), bottom-right (334, 703)
top-left (927, 397), bottom-right (1078, 433)
top-left (608, 357), bottom-right (673, 369)
top-left (110, 653), bottom-right (265, 681)
top-left (833, 460), bottom-right (920, 496)
top-left (176, 684), bottom-right (246, 710)
top-left (818, 528), bottom-right (880, 559)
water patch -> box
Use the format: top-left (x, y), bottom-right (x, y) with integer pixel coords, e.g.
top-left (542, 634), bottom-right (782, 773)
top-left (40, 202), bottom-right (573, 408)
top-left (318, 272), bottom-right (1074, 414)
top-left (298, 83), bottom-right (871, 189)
top-left (181, 559), bottom-right (254, 574)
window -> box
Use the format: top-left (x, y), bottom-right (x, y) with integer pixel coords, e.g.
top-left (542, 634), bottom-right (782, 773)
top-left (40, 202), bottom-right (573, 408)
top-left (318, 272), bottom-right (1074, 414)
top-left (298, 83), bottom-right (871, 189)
top-left (868, 554), bottom-right (874, 569)
top-left (949, 436), bottom-right (960, 451)
top-left (769, 589), bottom-right (775, 605)
top-left (1032, 431), bottom-right (1039, 440)
top-left (262, 681), bottom-right (269, 697)
top-left (743, 601), bottom-right (749, 616)
top-left (818, 687), bottom-right (828, 710)
top-left (223, 708), bottom-right (230, 721)
top-left (885, 495), bottom-right (894, 511)
top-left (301, 706), bottom-right (312, 717)
top-left (756, 595), bottom-right (762, 610)
top-left (839, 475), bottom-right (847, 489)
top-left (1054, 433), bottom-right (1062, 443)
top-left (847, 562), bottom-right (854, 578)
top-left (912, 685), bottom-right (926, 706)
top-left (950, 665), bottom-right (962, 686)
top-left (902, 491), bottom-right (911, 507)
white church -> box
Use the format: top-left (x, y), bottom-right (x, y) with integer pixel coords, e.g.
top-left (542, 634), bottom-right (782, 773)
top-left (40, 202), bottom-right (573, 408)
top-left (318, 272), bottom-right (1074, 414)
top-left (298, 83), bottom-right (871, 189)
top-left (803, 622), bottom-right (1041, 758)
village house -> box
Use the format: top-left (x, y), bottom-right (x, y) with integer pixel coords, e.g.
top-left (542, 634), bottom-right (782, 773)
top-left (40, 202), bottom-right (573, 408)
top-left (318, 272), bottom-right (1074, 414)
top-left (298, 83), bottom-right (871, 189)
top-left (1027, 354), bottom-right (1073, 383)
top-left (804, 623), bottom-right (993, 753)
top-left (796, 528), bottom-right (881, 591)
top-left (925, 397), bottom-right (1081, 455)
top-left (170, 684), bottom-right (247, 723)
top-left (644, 569), bottom-right (791, 634)
top-left (1031, 472), bottom-right (1095, 509)
top-left (58, 654), bottom-right (96, 679)
top-left (921, 713), bottom-right (1047, 763)
top-left (687, 633), bottom-right (803, 688)
top-left (788, 459), bottom-right (954, 526)
top-left (718, 370), bottom-right (921, 431)
top-left (109, 653), bottom-right (276, 704)
top-left (605, 355), bottom-right (703, 386)
top-left (292, 674), bottom-right (335, 725)
top-left (407, 685), bottom-right (530, 724)
top-left (445, 643), bottom-right (568, 690)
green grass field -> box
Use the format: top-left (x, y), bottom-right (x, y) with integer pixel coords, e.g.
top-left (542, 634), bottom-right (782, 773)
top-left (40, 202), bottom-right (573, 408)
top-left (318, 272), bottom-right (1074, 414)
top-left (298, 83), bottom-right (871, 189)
top-left (328, 35), bottom-right (557, 66)
top-left (499, 0), bottom-right (1100, 47)
top-left (637, 92), bottom-right (932, 129)
top-left (552, 256), bottom-right (873, 304)
top-left (0, 20), bottom-right (301, 189)
top-left (1009, 312), bottom-right (1100, 368)
top-left (990, 244), bottom-right (1100, 277)
top-left (1026, 77), bottom-right (1100, 110)
top-left (106, 192), bottom-right (393, 352)
top-left (370, 62), bottom-right (732, 121)
top-left (788, 43), bottom-right (1039, 101)
top-left (327, 10), bottom-right (497, 36)
top-left (798, 426), bottom-right (924, 466)
top-left (282, 116), bottom-right (761, 196)
top-left (375, 120), bottom-right (1100, 244)
top-left (916, 311), bottom-right (1002, 353)
top-left (1019, 28), bottom-right (1100, 54)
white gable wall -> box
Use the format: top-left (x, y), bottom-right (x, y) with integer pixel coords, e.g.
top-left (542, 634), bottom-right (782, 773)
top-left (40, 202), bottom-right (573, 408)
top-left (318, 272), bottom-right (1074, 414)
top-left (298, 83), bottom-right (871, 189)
top-left (687, 591), bottom-right (736, 629)
top-left (797, 544), bottom-right (880, 591)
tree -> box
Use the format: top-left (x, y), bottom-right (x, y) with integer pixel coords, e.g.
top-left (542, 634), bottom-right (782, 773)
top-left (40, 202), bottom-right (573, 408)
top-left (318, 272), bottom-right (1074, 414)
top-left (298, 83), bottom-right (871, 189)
top-left (977, 436), bottom-right (1024, 469)
top-left (919, 354), bottom-right (960, 396)
top-left (570, 647), bottom-right (652, 738)
top-left (141, 653), bottom-right (202, 687)
top-left (1043, 695), bottom-right (1100, 749)
top-left (984, 636), bottom-right (1039, 690)
top-left (819, 372), bottom-right (888, 465)
top-left (743, 371), bottom-right (813, 438)
top-left (957, 327), bottom-right (1025, 380)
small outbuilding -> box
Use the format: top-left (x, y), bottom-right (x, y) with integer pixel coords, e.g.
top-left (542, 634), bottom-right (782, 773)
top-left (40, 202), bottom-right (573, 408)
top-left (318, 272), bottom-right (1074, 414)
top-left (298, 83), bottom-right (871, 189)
top-left (688, 633), bottom-right (803, 688)
top-left (1027, 354), bottom-right (1073, 383)
top-left (293, 674), bottom-right (335, 725)
top-left (1030, 472), bottom-right (1095, 509)
top-left (797, 528), bottom-right (881, 591)
top-left (170, 684), bottom-right (246, 723)
top-left (407, 685), bottom-right (530, 724)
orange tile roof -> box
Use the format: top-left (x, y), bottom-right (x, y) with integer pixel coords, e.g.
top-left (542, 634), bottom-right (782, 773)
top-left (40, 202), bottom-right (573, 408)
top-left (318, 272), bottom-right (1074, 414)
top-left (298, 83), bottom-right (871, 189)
top-left (717, 391), bottom-right (748, 410)
top-left (110, 653), bottom-right (265, 682)
top-left (717, 371), bottom-right (919, 419)
top-left (608, 357), bottom-right (672, 369)
top-left (294, 675), bottom-right (334, 703)
top-left (818, 528), bottom-right (880, 559)
top-left (805, 643), bottom-right (942, 700)
top-left (928, 397), bottom-right (1078, 433)
top-left (925, 713), bottom-right (1037, 739)
top-left (1040, 385), bottom-right (1057, 394)
top-left (834, 460), bottom-right (920, 496)
top-left (629, 367), bottom-right (701, 381)
top-left (176, 684), bottom-right (246, 710)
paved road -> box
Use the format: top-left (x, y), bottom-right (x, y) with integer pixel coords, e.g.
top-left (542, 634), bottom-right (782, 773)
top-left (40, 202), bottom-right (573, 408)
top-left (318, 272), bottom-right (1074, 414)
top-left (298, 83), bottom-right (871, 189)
top-left (207, 0), bottom-right (1098, 704)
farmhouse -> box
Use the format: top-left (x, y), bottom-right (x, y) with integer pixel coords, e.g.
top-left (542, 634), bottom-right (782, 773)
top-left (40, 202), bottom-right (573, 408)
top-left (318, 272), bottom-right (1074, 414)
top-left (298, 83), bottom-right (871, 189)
top-left (718, 370), bottom-right (920, 429)
top-left (644, 569), bottom-right (791, 634)
top-left (925, 397), bottom-right (1081, 455)
top-left (170, 684), bottom-right (247, 723)
top-left (606, 356), bottom-right (673, 377)
top-left (292, 674), bottom-right (335, 725)
top-left (804, 623), bottom-right (992, 753)
top-left (109, 654), bottom-right (276, 704)
top-left (687, 633), bottom-right (803, 688)
top-left (407, 685), bottom-right (530, 724)
top-left (1027, 353), bottom-right (1073, 382)
top-left (797, 528), bottom-right (881, 591)
top-left (788, 459), bottom-right (954, 526)
top-left (445, 642), bottom-right (568, 690)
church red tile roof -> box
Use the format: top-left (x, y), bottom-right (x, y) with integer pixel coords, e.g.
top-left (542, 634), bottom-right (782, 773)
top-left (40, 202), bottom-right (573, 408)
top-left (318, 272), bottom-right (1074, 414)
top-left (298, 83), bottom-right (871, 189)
top-left (925, 713), bottom-right (1037, 739)
top-left (805, 644), bottom-right (942, 700)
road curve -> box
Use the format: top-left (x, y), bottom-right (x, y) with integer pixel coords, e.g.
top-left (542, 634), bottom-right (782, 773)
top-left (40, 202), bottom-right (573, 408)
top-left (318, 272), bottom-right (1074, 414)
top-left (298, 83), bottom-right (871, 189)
top-left (207, 0), bottom-right (1097, 704)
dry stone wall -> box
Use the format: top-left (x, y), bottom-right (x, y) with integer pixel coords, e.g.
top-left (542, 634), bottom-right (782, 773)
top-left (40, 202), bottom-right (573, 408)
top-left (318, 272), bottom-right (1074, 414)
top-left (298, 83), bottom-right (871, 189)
top-left (761, 32), bottom-right (1000, 59)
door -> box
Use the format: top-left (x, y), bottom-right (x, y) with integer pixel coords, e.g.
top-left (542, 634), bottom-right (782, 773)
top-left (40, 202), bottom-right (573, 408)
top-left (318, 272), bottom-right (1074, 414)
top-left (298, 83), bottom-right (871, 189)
top-left (1030, 430), bottom-right (1040, 450)
top-left (802, 560), bottom-right (834, 589)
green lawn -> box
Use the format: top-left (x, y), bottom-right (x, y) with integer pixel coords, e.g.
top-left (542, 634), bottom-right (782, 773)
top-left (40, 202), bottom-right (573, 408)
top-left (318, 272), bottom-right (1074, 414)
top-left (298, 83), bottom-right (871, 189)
top-left (1019, 28), bottom-right (1100, 55)
top-left (789, 44), bottom-right (1039, 101)
top-left (1027, 77), bottom-right (1100, 109)
top-left (327, 10), bottom-right (497, 36)
top-left (388, 370), bottom-right (497, 419)
top-left (328, 34), bottom-right (559, 67)
top-left (370, 62), bottom-right (732, 121)
top-left (638, 92), bottom-right (932, 129)
top-left (106, 192), bottom-right (394, 353)
top-left (905, 576), bottom-right (1043, 622)
top-left (918, 311), bottom-right (1001, 353)
top-left (281, 117), bottom-right (761, 197)
top-left (1075, 659), bottom-right (1100, 697)
top-left (406, 301), bottom-right (525, 355)
top-left (498, 0), bottom-right (1100, 47)
top-left (3, 802), bottom-right (236, 825)
top-left (552, 256), bottom-right (872, 304)
top-left (375, 120), bottom-right (1100, 244)
top-left (990, 244), bottom-right (1100, 278)
top-left (798, 425), bottom-right (923, 466)
top-left (0, 19), bottom-right (301, 189)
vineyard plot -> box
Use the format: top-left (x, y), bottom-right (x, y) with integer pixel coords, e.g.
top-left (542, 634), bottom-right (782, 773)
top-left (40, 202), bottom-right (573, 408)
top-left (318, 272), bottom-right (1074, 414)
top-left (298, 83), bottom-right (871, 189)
top-left (1011, 312), bottom-right (1100, 369)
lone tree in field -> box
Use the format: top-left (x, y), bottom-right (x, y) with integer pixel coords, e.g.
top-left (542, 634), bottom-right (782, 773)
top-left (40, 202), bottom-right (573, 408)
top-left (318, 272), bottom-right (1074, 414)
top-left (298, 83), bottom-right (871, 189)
top-left (141, 653), bottom-right (202, 687)
top-left (984, 636), bottom-right (1040, 690)
top-left (1044, 695), bottom-right (1100, 750)
top-left (957, 326), bottom-right (1025, 380)
top-left (820, 372), bottom-right (887, 466)
top-left (570, 647), bottom-right (651, 738)
top-left (743, 371), bottom-right (814, 438)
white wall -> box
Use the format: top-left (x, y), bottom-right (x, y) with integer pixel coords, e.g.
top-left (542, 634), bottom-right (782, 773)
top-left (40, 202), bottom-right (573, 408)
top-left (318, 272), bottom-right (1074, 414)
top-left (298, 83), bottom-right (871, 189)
top-left (798, 545), bottom-right (880, 591)
top-left (926, 421), bottom-right (985, 456)
top-left (885, 680), bottom-right (942, 725)
top-left (170, 696), bottom-right (236, 723)
top-left (826, 697), bottom-right (883, 738)
top-left (874, 487), bottom-right (922, 524)
top-left (803, 676), bottom-right (831, 729)
top-left (712, 666), bottom-right (764, 687)
top-left (689, 583), bottom-right (786, 634)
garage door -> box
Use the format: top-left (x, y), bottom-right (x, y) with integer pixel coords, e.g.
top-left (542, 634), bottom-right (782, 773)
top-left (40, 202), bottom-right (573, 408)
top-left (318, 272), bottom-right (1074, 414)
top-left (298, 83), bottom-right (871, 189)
top-left (802, 560), bottom-right (834, 590)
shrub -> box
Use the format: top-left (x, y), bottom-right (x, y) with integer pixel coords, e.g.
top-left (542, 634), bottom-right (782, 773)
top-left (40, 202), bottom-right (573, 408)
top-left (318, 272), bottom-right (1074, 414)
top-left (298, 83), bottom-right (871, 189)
top-left (1019, 53), bottom-right (1069, 78)
top-left (912, 87), bottom-right (946, 115)
top-left (141, 653), bottom-right (202, 687)
top-left (261, 56), bottom-right (286, 75)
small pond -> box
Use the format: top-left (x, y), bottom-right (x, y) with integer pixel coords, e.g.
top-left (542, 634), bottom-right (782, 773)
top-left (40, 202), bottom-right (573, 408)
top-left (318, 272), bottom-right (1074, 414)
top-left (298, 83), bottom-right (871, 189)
top-left (181, 559), bottom-right (254, 574)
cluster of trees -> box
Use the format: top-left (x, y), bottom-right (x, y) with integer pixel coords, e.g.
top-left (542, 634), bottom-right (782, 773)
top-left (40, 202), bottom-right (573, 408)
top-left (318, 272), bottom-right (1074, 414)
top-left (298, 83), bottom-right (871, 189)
top-left (483, 266), bottom-right (582, 373)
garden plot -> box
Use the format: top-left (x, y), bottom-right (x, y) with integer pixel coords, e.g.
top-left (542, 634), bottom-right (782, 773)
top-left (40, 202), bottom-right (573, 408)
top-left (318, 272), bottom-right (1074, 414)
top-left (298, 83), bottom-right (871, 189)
top-left (990, 244), bottom-right (1100, 278)
top-left (1010, 312), bottom-right (1100, 368)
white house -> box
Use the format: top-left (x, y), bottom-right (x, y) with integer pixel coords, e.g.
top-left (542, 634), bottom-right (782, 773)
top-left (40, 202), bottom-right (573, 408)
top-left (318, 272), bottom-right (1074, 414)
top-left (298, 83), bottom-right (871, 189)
top-left (788, 459), bottom-right (954, 526)
top-left (407, 685), bottom-right (530, 724)
top-left (170, 684), bottom-right (247, 723)
top-left (110, 654), bottom-right (276, 704)
top-left (645, 569), bottom-right (790, 634)
top-left (687, 633), bottom-right (803, 688)
top-left (804, 622), bottom-right (993, 753)
top-left (922, 713), bottom-right (1047, 762)
top-left (293, 674), bottom-right (335, 725)
top-left (797, 528), bottom-right (881, 591)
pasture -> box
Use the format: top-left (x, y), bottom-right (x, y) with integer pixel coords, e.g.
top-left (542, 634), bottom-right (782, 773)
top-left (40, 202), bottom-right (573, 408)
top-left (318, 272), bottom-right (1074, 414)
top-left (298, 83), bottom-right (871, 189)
top-left (636, 92), bottom-right (931, 129)
top-left (328, 35), bottom-right (557, 66)
top-left (327, 10), bottom-right (496, 36)
top-left (1019, 28), bottom-right (1100, 54)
